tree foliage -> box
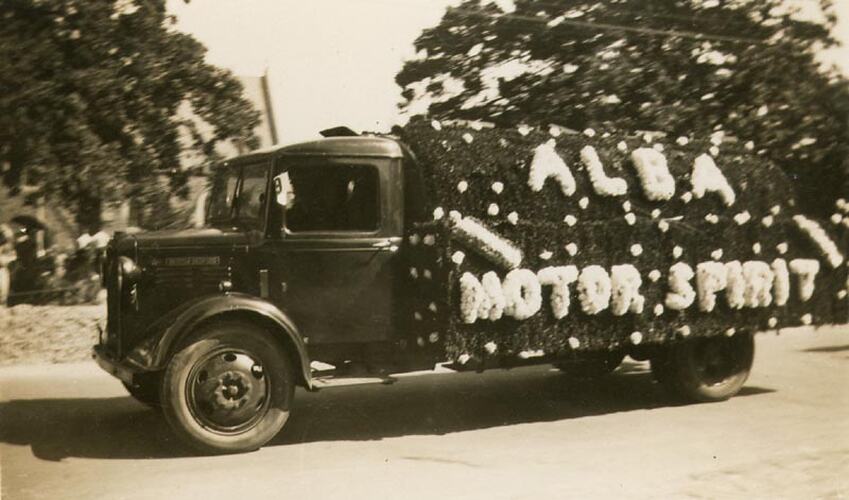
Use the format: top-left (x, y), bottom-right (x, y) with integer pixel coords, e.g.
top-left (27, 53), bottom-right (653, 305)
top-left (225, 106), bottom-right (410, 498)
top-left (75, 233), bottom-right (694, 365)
top-left (397, 0), bottom-right (849, 216)
top-left (0, 0), bottom-right (260, 229)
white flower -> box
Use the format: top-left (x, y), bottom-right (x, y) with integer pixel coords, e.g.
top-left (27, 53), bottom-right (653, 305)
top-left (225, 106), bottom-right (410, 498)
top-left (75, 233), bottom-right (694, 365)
top-left (837, 198), bottom-right (847, 211)
top-left (777, 242), bottom-right (788, 254)
top-left (457, 180), bottom-right (469, 193)
top-left (409, 267), bottom-right (419, 279)
top-left (429, 332), bottom-right (439, 343)
top-left (528, 140), bottom-right (576, 197)
top-left (517, 124), bottom-right (532, 136)
top-left (452, 216), bottom-right (523, 269)
top-left (617, 141), bottom-right (628, 152)
top-left (577, 265), bottom-right (611, 315)
top-left (562, 63), bottom-right (579, 74)
top-left (423, 234), bottom-right (436, 246)
top-left (565, 243), bottom-right (579, 256)
top-left (761, 215), bottom-right (774, 227)
top-left (462, 133), bottom-right (474, 144)
top-left (752, 243), bottom-right (762, 254)
top-left (433, 207), bottom-right (445, 220)
top-left (563, 214), bottom-right (577, 227)
top-left (583, 128), bottom-right (596, 137)
top-left (705, 213), bottom-right (719, 224)
top-left (631, 148), bottom-right (676, 201)
top-left (518, 349), bottom-right (545, 359)
top-left (801, 313), bottom-right (812, 325)
top-left (484, 341), bottom-right (498, 354)
top-left (539, 250), bottom-right (553, 260)
top-left (770, 205), bottom-right (781, 216)
top-left (709, 146), bottom-right (720, 156)
top-left (673, 246), bottom-right (684, 258)
top-left (431, 120), bottom-right (442, 131)
top-left (417, 337), bottom-right (425, 347)
top-left (793, 215), bottom-right (844, 268)
top-left (622, 201), bottom-right (632, 212)
top-left (744, 141), bottom-right (755, 150)
top-left (452, 251), bottom-right (466, 265)
top-left (677, 325), bottom-right (691, 337)
top-left (711, 249), bottom-right (723, 260)
top-left (630, 331), bottom-right (643, 345)
top-left (838, 290), bottom-right (848, 300)
top-left (734, 211), bottom-right (751, 225)
top-left (467, 43), bottom-right (484, 57)
top-left (538, 265), bottom-right (579, 319)
top-left (568, 337), bottom-right (580, 349)
top-left (581, 145), bottom-right (628, 197)
top-left (665, 262), bottom-right (696, 310)
top-left (658, 220), bottom-right (670, 233)
top-left (789, 259), bottom-right (819, 301)
top-left (423, 269), bottom-right (432, 279)
top-left (691, 154), bottom-right (735, 206)
top-left (548, 125), bottom-right (562, 137)
top-left (458, 353), bottom-right (471, 365)
top-left (768, 317), bottom-right (778, 328)
top-left (831, 213), bottom-right (843, 224)
top-left (408, 234), bottom-right (420, 245)
top-left (653, 143), bottom-right (664, 152)
top-left (651, 209), bottom-right (661, 219)
top-left (648, 269), bottom-right (662, 282)
top-left (625, 213), bottom-right (636, 225)
top-left (653, 303), bottom-right (664, 316)
top-left (487, 203), bottom-right (500, 216)
top-left (630, 244), bottom-right (643, 256)
top-left (578, 197), bottom-right (589, 209)
top-left (725, 327), bottom-right (736, 337)
top-left (507, 211), bottom-right (519, 225)
top-left (491, 182), bottom-right (504, 194)
top-left (681, 191), bottom-right (693, 204)
top-left (757, 104), bottom-right (768, 117)
top-left (676, 136), bottom-right (690, 146)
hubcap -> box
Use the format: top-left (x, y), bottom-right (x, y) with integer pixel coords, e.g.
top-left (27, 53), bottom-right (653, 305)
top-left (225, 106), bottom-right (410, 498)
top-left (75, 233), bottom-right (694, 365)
top-left (692, 336), bottom-right (741, 386)
top-left (187, 349), bottom-right (269, 433)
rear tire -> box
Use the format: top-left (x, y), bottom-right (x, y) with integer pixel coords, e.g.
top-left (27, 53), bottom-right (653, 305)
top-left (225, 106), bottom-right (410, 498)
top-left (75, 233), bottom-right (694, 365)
top-left (161, 320), bottom-right (295, 454)
top-left (651, 332), bottom-right (754, 402)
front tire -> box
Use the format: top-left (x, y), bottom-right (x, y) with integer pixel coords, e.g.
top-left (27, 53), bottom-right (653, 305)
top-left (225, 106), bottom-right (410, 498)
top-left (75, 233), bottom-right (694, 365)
top-left (651, 332), bottom-right (754, 402)
top-left (161, 320), bottom-right (295, 454)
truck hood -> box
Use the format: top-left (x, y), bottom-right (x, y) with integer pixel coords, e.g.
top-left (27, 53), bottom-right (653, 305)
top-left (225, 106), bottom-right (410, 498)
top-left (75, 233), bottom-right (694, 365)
top-left (125, 227), bottom-right (252, 250)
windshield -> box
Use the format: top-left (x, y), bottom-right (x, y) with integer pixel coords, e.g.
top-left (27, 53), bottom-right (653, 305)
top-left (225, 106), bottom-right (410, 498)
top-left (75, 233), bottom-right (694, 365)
top-left (207, 162), bottom-right (269, 228)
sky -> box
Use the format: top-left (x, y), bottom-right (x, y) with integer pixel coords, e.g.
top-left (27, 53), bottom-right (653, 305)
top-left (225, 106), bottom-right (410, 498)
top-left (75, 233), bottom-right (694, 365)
top-left (167, 0), bottom-right (849, 145)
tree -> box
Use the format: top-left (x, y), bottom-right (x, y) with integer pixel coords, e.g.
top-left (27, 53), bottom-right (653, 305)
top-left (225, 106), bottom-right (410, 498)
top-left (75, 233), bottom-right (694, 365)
top-left (397, 0), bottom-right (849, 216)
top-left (0, 0), bottom-right (260, 230)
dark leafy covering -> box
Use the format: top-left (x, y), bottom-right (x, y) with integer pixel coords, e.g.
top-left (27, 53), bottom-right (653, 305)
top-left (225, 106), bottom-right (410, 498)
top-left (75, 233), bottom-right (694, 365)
top-left (398, 120), bottom-right (848, 363)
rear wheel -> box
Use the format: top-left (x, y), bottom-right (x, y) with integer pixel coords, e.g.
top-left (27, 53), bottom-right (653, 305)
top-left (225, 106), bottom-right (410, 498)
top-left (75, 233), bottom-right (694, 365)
top-left (161, 320), bottom-right (295, 454)
top-left (651, 332), bottom-right (754, 402)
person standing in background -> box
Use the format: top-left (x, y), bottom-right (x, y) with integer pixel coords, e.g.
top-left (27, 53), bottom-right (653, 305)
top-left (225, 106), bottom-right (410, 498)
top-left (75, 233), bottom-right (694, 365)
top-left (0, 224), bottom-right (16, 307)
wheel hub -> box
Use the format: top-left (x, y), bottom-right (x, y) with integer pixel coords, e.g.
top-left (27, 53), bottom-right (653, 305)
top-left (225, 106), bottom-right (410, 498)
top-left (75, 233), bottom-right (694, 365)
top-left (188, 350), bottom-right (269, 432)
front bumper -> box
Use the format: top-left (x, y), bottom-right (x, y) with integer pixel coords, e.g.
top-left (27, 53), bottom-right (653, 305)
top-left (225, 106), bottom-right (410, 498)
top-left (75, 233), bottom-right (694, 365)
top-left (92, 344), bottom-right (136, 385)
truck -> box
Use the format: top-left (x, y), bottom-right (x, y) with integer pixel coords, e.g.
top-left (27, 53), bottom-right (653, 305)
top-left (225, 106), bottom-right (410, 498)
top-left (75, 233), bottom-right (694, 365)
top-left (94, 122), bottom-right (849, 454)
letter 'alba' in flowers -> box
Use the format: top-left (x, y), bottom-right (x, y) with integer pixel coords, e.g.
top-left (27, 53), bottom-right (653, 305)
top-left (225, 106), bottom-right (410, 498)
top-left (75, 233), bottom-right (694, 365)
top-left (665, 262), bottom-right (696, 310)
top-left (580, 145), bottom-right (628, 197)
top-left (630, 148), bottom-right (676, 201)
top-left (537, 266), bottom-right (579, 319)
top-left (578, 265), bottom-right (612, 314)
top-left (610, 264), bottom-right (645, 315)
top-left (502, 269), bottom-right (543, 320)
top-left (691, 154), bottom-right (735, 206)
top-left (528, 140), bottom-right (576, 197)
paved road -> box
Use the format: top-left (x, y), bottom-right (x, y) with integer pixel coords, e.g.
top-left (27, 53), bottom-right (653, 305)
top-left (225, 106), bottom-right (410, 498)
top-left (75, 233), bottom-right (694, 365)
top-left (1, 326), bottom-right (847, 500)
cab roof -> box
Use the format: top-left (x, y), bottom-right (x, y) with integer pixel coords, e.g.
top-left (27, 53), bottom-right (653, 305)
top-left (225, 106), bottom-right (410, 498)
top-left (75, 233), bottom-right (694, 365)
top-left (222, 136), bottom-right (404, 166)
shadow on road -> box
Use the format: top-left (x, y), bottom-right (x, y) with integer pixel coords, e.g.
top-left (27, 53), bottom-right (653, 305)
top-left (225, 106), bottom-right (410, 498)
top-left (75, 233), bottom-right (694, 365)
top-left (0, 362), bottom-right (773, 461)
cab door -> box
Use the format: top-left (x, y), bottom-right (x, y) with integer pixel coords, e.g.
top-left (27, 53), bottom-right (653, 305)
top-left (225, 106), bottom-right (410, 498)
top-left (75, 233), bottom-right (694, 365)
top-left (265, 156), bottom-right (403, 345)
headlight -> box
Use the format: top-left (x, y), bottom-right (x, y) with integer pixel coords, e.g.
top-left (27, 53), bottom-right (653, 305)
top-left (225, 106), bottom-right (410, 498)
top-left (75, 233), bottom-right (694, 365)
top-left (119, 256), bottom-right (141, 282)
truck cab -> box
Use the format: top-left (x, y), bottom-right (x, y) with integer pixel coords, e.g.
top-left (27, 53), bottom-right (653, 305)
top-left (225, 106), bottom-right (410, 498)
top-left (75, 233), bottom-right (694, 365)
top-left (95, 134), bottom-right (432, 453)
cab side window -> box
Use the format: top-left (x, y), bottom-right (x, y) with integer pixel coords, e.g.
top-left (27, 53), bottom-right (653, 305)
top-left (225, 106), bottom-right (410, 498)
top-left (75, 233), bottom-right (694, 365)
top-left (284, 163), bottom-right (380, 232)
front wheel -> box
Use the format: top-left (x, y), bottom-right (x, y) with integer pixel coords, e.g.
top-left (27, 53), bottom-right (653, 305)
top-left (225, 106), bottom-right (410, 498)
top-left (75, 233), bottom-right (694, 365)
top-left (161, 320), bottom-right (295, 454)
top-left (651, 332), bottom-right (754, 402)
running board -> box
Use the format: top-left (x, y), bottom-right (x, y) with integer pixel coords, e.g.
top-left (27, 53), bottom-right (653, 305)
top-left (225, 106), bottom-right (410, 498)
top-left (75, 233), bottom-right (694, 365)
top-left (310, 375), bottom-right (397, 390)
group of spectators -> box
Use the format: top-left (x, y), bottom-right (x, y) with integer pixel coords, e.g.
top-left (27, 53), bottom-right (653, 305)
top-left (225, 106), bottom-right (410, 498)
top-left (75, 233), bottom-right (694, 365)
top-left (0, 220), bottom-right (108, 307)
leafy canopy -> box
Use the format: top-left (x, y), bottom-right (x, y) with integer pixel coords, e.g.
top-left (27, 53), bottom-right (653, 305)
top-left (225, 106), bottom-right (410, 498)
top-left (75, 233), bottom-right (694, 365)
top-left (0, 0), bottom-right (260, 227)
top-left (397, 0), bottom-right (849, 216)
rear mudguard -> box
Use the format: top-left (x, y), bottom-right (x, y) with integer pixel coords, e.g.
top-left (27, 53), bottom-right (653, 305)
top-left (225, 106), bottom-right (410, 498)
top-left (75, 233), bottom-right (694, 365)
top-left (124, 293), bottom-right (313, 390)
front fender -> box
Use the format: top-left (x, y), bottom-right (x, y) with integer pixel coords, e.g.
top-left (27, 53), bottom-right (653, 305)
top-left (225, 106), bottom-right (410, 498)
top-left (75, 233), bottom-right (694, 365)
top-left (125, 293), bottom-right (313, 389)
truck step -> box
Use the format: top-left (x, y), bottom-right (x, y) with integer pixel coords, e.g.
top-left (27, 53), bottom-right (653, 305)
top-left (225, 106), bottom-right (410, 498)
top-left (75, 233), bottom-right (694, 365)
top-left (311, 375), bottom-right (397, 390)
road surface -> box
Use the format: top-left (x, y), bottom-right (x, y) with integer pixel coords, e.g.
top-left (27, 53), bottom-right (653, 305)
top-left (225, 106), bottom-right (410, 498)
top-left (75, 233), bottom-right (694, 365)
top-left (1, 326), bottom-right (847, 499)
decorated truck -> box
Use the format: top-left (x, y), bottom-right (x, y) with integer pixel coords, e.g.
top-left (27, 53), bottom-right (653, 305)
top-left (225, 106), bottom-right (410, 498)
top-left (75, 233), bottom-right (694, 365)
top-left (93, 121), bottom-right (849, 454)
